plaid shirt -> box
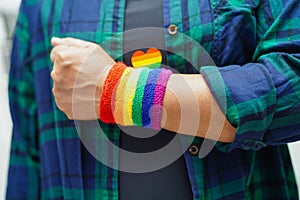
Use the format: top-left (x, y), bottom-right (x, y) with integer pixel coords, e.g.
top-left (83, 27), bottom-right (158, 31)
top-left (7, 0), bottom-right (300, 199)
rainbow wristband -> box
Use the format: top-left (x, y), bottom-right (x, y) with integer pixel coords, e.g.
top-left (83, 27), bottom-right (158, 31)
top-left (99, 62), bottom-right (173, 130)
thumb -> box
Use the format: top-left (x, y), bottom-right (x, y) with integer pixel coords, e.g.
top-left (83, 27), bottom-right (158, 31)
top-left (51, 37), bottom-right (91, 48)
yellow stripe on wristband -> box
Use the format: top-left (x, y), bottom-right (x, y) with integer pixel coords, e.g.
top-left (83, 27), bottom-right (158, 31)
top-left (113, 67), bottom-right (133, 125)
top-left (123, 68), bottom-right (143, 126)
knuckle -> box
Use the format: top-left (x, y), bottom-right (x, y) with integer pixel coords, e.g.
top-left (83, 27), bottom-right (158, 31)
top-left (56, 51), bottom-right (65, 62)
top-left (52, 86), bottom-right (56, 95)
top-left (52, 87), bottom-right (64, 102)
top-left (51, 72), bottom-right (64, 84)
top-left (52, 89), bottom-right (61, 101)
top-left (65, 37), bottom-right (72, 44)
top-left (50, 51), bottom-right (55, 62)
top-left (63, 60), bottom-right (74, 68)
top-left (50, 71), bottom-right (56, 79)
top-left (89, 42), bottom-right (97, 49)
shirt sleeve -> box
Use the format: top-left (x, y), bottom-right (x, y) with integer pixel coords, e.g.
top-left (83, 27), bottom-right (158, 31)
top-left (200, 0), bottom-right (300, 152)
top-left (6, 1), bottom-right (40, 198)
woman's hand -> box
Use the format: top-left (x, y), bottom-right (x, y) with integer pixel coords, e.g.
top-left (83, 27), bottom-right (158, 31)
top-left (50, 37), bottom-right (115, 120)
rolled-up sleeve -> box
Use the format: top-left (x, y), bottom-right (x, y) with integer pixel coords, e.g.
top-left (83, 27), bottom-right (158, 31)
top-left (200, 0), bottom-right (300, 152)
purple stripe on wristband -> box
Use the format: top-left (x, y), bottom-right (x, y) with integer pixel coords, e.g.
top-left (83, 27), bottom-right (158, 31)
top-left (151, 69), bottom-right (173, 130)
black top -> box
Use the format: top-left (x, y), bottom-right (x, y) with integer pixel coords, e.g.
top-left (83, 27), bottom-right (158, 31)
top-left (119, 0), bottom-right (193, 199)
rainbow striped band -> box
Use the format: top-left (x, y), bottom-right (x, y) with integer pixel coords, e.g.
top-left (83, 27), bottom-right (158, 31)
top-left (99, 62), bottom-right (173, 130)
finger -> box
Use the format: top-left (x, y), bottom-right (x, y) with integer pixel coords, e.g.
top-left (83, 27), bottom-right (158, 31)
top-left (50, 65), bottom-right (63, 82)
top-left (53, 37), bottom-right (92, 48)
top-left (52, 46), bottom-right (86, 68)
top-left (50, 45), bottom-right (69, 62)
top-left (51, 45), bottom-right (67, 62)
top-left (51, 37), bottom-right (64, 46)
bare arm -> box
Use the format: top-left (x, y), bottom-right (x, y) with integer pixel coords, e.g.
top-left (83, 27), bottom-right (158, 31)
top-left (162, 74), bottom-right (235, 142)
top-left (50, 37), bottom-right (236, 143)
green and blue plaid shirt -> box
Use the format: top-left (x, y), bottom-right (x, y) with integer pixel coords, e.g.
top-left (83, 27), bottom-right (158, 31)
top-left (7, 0), bottom-right (300, 199)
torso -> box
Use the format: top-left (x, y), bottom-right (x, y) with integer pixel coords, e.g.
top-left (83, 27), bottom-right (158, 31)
top-left (119, 0), bottom-right (193, 199)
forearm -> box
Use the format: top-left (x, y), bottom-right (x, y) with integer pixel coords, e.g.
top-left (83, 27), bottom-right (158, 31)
top-left (161, 74), bottom-right (236, 142)
top-left (97, 65), bottom-right (236, 142)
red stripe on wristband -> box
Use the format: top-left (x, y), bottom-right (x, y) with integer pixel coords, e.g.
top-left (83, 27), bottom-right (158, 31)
top-left (99, 62), bottom-right (127, 123)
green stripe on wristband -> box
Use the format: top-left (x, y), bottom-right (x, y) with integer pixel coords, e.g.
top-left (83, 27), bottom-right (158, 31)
top-left (132, 67), bottom-right (151, 126)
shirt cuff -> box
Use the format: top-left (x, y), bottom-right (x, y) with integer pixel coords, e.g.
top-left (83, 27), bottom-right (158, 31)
top-left (200, 63), bottom-right (276, 152)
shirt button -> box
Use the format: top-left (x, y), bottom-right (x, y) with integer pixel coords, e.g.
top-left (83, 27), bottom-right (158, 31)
top-left (168, 24), bottom-right (178, 35)
top-left (188, 145), bottom-right (199, 156)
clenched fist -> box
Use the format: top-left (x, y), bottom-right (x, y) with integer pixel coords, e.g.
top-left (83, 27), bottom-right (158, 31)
top-left (50, 37), bottom-right (115, 120)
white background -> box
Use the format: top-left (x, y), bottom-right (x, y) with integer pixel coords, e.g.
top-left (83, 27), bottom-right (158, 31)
top-left (0, 0), bottom-right (299, 199)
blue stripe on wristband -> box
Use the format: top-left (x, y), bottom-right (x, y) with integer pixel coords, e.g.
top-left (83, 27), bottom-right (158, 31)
top-left (142, 68), bottom-right (163, 127)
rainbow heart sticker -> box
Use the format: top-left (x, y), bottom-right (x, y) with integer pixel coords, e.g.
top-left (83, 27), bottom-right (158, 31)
top-left (131, 48), bottom-right (162, 68)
